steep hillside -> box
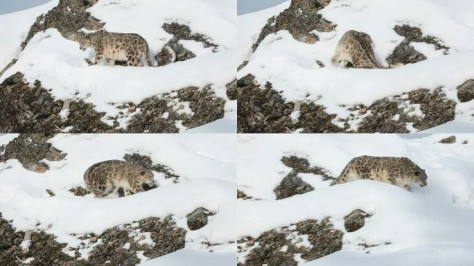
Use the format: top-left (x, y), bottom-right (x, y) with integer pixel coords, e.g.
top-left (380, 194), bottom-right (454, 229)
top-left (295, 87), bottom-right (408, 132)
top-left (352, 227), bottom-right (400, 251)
top-left (0, 134), bottom-right (236, 265)
top-left (237, 134), bottom-right (474, 265)
top-left (238, 0), bottom-right (474, 133)
top-left (0, 0), bottom-right (236, 133)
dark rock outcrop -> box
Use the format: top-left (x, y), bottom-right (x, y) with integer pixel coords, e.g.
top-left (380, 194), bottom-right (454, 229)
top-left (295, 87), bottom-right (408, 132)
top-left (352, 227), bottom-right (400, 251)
top-left (0, 214), bottom-right (186, 265)
top-left (155, 22), bottom-right (218, 66)
top-left (274, 156), bottom-right (333, 199)
top-left (439, 136), bottom-right (456, 144)
top-left (237, 74), bottom-right (340, 133)
top-left (393, 25), bottom-right (449, 52)
top-left (0, 72), bottom-right (226, 133)
top-left (22, 0), bottom-right (103, 49)
top-left (127, 86), bottom-right (225, 133)
top-left (0, 134), bottom-right (65, 172)
top-left (358, 88), bottom-right (456, 133)
top-left (0, 73), bottom-right (112, 133)
top-left (187, 208), bottom-right (214, 231)
top-left (123, 153), bottom-right (180, 182)
top-left (237, 219), bottom-right (343, 265)
top-left (457, 80), bottom-right (474, 103)
top-left (253, 0), bottom-right (335, 51)
top-left (344, 209), bottom-right (371, 233)
top-left (238, 75), bottom-right (456, 133)
top-left (0, 213), bottom-right (72, 266)
top-left (386, 41), bottom-right (427, 67)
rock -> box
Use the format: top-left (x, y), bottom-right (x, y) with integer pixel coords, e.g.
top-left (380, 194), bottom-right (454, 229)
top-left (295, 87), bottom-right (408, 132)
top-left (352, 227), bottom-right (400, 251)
top-left (186, 207), bottom-right (214, 230)
top-left (22, 0), bottom-right (104, 49)
top-left (127, 86), bottom-right (225, 133)
top-left (155, 22), bottom-right (218, 66)
top-left (0, 213), bottom-right (24, 250)
top-left (358, 88), bottom-right (456, 133)
top-left (69, 186), bottom-right (91, 197)
top-left (46, 189), bottom-right (55, 197)
top-left (237, 190), bottom-right (253, 200)
top-left (156, 42), bottom-right (196, 66)
top-left (275, 175), bottom-right (314, 200)
top-left (123, 153), bottom-right (180, 182)
top-left (88, 216), bottom-right (186, 264)
top-left (0, 134), bottom-right (66, 172)
top-left (275, 156), bottom-right (333, 199)
top-left (344, 209), bottom-right (371, 232)
top-left (393, 25), bottom-right (449, 52)
top-left (238, 219), bottom-right (343, 265)
top-left (253, 0), bottom-right (335, 51)
top-left (162, 22), bottom-right (218, 49)
top-left (0, 72), bottom-right (112, 133)
top-left (440, 136), bottom-right (456, 144)
top-left (237, 75), bottom-right (340, 133)
top-left (226, 79), bottom-right (237, 101)
top-left (457, 80), bottom-right (474, 103)
top-left (0, 214), bottom-right (72, 266)
top-left (386, 40), bottom-right (427, 67)
top-left (138, 217), bottom-right (186, 258)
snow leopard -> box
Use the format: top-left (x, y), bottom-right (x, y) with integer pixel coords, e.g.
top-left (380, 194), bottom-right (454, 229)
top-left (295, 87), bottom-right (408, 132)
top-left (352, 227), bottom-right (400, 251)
top-left (72, 30), bottom-right (152, 66)
top-left (334, 156), bottom-right (427, 190)
top-left (84, 160), bottom-right (157, 197)
top-left (332, 30), bottom-right (385, 69)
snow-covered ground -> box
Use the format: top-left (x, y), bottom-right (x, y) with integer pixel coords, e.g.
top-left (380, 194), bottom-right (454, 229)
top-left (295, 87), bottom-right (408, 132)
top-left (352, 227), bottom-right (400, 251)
top-left (0, 0), bottom-right (236, 131)
top-left (238, 0), bottom-right (474, 132)
top-left (0, 134), bottom-right (236, 263)
top-left (237, 134), bottom-right (474, 265)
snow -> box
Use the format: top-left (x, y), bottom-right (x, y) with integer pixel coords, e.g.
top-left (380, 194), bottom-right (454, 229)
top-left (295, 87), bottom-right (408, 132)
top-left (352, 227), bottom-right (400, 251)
top-left (0, 0), bottom-right (236, 131)
top-left (0, 134), bottom-right (236, 260)
top-left (237, 134), bottom-right (474, 264)
top-left (238, 0), bottom-right (474, 132)
top-left (0, 0), bottom-right (57, 70)
top-left (140, 249), bottom-right (235, 266)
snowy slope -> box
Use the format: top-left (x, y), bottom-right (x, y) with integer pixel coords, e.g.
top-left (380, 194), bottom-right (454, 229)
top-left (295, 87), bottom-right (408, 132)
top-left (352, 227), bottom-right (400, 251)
top-left (0, 0), bottom-right (57, 70)
top-left (0, 134), bottom-right (236, 263)
top-left (0, 0), bottom-right (236, 131)
top-left (237, 134), bottom-right (474, 265)
top-left (238, 0), bottom-right (474, 132)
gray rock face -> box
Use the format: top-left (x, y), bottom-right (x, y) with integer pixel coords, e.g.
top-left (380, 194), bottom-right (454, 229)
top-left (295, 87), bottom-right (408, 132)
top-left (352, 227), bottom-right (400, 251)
top-left (187, 207), bottom-right (214, 231)
top-left (238, 219), bottom-right (343, 265)
top-left (344, 209), bottom-right (371, 232)
top-left (457, 80), bottom-right (474, 103)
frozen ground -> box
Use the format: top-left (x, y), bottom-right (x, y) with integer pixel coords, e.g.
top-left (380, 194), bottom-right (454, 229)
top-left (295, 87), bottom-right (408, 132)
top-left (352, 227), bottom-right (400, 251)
top-left (0, 134), bottom-right (236, 263)
top-left (237, 134), bottom-right (474, 265)
top-left (0, 0), bottom-right (236, 131)
top-left (238, 0), bottom-right (474, 132)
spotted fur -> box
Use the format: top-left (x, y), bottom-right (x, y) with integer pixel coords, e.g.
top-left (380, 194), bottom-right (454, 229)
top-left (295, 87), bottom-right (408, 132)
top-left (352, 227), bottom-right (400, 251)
top-left (334, 156), bottom-right (427, 190)
top-left (73, 30), bottom-right (151, 66)
top-left (84, 160), bottom-right (157, 197)
top-left (332, 30), bottom-right (384, 69)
